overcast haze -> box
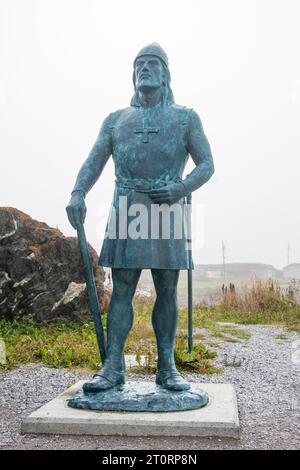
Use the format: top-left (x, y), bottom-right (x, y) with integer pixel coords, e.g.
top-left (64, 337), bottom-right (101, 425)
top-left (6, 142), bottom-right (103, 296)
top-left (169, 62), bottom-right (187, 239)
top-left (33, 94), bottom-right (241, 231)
top-left (1, 0), bottom-right (299, 269)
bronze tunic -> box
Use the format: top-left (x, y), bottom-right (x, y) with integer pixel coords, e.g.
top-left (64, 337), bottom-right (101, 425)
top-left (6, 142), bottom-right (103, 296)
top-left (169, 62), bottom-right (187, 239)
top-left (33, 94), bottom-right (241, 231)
top-left (99, 104), bottom-right (195, 269)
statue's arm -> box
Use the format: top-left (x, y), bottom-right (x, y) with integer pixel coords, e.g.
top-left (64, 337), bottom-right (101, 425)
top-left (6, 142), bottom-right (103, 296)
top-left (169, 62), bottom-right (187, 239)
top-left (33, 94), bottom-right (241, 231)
top-left (66, 115), bottom-right (113, 229)
top-left (72, 114), bottom-right (113, 196)
top-left (181, 109), bottom-right (214, 195)
top-left (149, 110), bottom-right (214, 205)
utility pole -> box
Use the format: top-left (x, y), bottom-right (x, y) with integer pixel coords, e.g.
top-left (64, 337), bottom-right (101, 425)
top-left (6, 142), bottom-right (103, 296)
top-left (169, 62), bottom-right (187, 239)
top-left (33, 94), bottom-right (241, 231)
top-left (287, 242), bottom-right (290, 266)
top-left (222, 241), bottom-right (226, 279)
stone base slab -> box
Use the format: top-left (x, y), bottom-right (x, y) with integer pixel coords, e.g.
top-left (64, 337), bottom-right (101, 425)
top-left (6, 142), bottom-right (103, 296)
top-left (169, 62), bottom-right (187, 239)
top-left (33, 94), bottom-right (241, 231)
top-left (21, 381), bottom-right (240, 438)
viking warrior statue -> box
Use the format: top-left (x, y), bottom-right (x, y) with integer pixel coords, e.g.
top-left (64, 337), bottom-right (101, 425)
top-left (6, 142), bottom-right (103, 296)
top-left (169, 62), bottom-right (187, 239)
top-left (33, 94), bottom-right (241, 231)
top-left (66, 43), bottom-right (214, 393)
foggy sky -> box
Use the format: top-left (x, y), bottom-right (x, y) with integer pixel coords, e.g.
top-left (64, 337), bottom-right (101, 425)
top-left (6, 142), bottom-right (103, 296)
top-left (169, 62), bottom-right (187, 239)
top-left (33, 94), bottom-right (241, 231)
top-left (1, 0), bottom-right (299, 269)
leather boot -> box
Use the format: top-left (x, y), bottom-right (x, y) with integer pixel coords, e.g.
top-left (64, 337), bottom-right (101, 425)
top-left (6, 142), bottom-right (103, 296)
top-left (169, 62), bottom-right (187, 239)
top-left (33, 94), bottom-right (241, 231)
top-left (83, 356), bottom-right (125, 393)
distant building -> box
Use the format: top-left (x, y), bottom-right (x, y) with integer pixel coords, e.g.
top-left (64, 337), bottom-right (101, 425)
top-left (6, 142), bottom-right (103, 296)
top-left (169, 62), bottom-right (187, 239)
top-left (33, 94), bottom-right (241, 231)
top-left (283, 263), bottom-right (300, 279)
top-left (206, 270), bottom-right (222, 279)
top-left (249, 265), bottom-right (278, 279)
top-left (195, 263), bottom-right (281, 280)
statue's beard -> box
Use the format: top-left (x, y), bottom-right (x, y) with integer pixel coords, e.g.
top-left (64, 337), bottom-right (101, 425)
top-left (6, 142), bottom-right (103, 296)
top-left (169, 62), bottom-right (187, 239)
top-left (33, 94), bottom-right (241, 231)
top-left (136, 83), bottom-right (163, 94)
top-left (130, 81), bottom-right (174, 107)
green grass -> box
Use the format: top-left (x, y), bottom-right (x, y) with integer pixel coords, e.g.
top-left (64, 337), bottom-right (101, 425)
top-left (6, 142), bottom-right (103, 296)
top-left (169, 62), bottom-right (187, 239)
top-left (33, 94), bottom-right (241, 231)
top-left (204, 325), bottom-right (250, 343)
top-left (179, 299), bottom-right (300, 334)
top-left (0, 313), bottom-right (221, 374)
top-left (275, 333), bottom-right (289, 341)
top-left (211, 279), bottom-right (300, 332)
top-left (174, 335), bottom-right (223, 374)
top-left (216, 325), bottom-right (251, 341)
top-left (0, 317), bottom-right (101, 370)
top-left (1, 279), bottom-right (299, 372)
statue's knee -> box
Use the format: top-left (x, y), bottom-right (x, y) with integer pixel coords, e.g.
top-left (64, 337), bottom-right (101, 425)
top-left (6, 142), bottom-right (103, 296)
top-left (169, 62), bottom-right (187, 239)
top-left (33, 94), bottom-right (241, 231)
top-left (111, 286), bottom-right (134, 303)
top-left (112, 269), bottom-right (140, 297)
top-left (156, 285), bottom-right (177, 299)
top-left (152, 269), bottom-right (179, 292)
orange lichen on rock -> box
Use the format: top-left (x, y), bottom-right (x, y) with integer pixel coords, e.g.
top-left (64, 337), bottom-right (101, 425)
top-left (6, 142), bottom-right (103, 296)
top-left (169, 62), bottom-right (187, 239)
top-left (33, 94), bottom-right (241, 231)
top-left (0, 207), bottom-right (105, 321)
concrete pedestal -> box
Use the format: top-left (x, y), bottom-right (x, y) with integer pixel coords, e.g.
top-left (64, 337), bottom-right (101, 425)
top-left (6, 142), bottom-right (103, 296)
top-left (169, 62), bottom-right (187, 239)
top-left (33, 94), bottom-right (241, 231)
top-left (21, 381), bottom-right (240, 438)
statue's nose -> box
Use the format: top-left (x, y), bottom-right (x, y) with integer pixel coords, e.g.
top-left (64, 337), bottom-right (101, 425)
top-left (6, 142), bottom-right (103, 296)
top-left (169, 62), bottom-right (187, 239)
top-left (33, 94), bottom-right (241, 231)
top-left (141, 62), bottom-right (150, 71)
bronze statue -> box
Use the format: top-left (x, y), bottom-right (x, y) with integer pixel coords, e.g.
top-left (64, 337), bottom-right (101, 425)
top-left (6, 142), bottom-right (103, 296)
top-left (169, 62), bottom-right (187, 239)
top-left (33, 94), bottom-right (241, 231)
top-left (66, 43), bottom-right (214, 395)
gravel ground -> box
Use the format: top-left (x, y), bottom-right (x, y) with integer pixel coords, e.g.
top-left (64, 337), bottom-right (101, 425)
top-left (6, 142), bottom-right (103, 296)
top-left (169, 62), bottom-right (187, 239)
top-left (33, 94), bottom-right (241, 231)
top-left (0, 324), bottom-right (300, 450)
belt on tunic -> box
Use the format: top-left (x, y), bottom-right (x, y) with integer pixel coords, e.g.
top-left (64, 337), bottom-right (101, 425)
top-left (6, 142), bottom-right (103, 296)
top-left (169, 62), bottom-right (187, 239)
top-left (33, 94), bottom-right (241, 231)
top-left (115, 176), bottom-right (182, 193)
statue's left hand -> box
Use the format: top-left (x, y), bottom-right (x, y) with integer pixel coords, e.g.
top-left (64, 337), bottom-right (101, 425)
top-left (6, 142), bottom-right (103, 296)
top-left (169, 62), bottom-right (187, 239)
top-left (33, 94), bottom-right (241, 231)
top-left (149, 182), bottom-right (185, 205)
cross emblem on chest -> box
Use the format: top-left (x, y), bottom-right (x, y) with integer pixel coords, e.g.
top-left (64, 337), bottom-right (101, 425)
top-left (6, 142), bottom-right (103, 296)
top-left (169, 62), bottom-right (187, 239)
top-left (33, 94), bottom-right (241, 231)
top-left (134, 118), bottom-right (160, 143)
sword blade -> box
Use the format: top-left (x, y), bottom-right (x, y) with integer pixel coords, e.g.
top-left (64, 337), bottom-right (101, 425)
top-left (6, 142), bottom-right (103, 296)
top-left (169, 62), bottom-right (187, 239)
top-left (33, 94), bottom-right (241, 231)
top-left (186, 192), bottom-right (193, 353)
top-left (77, 223), bottom-right (107, 364)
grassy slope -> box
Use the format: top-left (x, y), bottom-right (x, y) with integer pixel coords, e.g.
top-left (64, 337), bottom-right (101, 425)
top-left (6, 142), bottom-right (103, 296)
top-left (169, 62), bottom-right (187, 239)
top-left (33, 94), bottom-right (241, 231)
top-left (1, 279), bottom-right (299, 371)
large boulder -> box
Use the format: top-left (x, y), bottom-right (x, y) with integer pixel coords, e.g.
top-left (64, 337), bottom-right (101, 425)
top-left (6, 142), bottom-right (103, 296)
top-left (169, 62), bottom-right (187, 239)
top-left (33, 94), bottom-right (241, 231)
top-left (0, 207), bottom-right (106, 321)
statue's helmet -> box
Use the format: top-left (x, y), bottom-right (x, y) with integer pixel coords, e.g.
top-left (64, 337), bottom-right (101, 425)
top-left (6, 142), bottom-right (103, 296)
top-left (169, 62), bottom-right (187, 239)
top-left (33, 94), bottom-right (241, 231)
top-left (133, 43), bottom-right (169, 69)
top-left (131, 43), bottom-right (174, 105)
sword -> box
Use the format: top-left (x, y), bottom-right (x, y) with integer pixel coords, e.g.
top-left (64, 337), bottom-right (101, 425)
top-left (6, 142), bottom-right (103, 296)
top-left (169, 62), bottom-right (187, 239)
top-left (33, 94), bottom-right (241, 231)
top-left (76, 222), bottom-right (107, 365)
top-left (186, 192), bottom-right (193, 353)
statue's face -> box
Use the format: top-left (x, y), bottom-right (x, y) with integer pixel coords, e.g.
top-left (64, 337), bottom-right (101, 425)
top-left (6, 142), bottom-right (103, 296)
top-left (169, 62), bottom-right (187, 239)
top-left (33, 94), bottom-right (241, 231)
top-left (134, 55), bottom-right (165, 91)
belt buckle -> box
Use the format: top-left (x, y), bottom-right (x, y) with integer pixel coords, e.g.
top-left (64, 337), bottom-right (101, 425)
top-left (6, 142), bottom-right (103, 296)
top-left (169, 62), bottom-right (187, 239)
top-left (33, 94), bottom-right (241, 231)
top-left (136, 180), bottom-right (151, 191)
top-left (155, 180), bottom-right (167, 189)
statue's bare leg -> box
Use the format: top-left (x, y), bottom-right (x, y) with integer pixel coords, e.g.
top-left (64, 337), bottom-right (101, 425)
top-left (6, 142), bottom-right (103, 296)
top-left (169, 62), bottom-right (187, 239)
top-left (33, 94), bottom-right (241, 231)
top-left (151, 269), bottom-right (190, 391)
top-left (83, 267), bottom-right (141, 393)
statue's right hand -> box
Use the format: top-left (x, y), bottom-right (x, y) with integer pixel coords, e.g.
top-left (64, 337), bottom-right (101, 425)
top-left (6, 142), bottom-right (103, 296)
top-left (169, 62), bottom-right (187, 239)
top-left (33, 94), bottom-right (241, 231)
top-left (66, 192), bottom-right (87, 230)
